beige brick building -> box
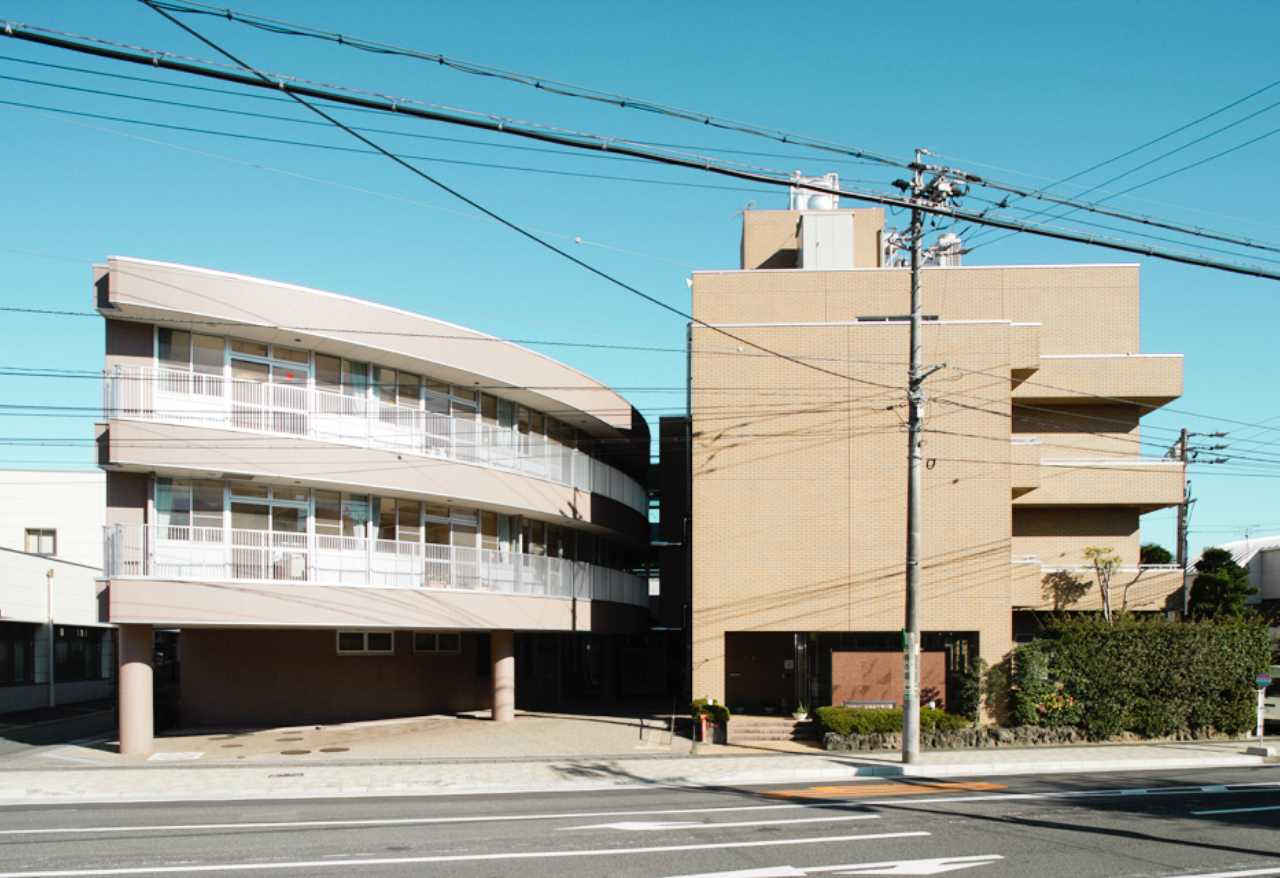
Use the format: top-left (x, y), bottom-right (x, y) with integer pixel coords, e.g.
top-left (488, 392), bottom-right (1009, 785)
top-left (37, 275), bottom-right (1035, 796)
top-left (682, 207), bottom-right (1184, 713)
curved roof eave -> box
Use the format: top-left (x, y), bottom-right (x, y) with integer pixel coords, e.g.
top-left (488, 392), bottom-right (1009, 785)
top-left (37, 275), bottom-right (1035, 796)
top-left (98, 256), bottom-right (638, 437)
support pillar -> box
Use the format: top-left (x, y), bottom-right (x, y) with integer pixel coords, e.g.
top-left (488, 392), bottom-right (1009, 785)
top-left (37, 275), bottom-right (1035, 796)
top-left (492, 629), bottom-right (515, 723)
top-left (118, 623), bottom-right (154, 755)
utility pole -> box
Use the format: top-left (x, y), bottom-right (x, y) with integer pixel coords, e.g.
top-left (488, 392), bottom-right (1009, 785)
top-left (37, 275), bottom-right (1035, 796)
top-left (897, 151), bottom-right (968, 765)
top-left (1176, 428), bottom-right (1190, 612)
top-left (903, 152), bottom-right (925, 765)
top-left (1172, 429), bottom-right (1228, 613)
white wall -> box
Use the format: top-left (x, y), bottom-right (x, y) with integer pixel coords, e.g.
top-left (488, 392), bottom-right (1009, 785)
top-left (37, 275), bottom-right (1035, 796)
top-left (0, 548), bottom-right (102, 626)
top-left (0, 470), bottom-right (105, 569)
top-left (1252, 547), bottom-right (1279, 602)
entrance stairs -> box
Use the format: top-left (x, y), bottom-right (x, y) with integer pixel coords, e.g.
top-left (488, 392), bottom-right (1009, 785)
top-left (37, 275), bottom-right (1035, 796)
top-left (726, 716), bottom-right (820, 745)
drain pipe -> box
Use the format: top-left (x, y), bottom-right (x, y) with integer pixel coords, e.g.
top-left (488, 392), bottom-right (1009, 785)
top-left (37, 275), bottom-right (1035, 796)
top-left (46, 568), bottom-right (55, 707)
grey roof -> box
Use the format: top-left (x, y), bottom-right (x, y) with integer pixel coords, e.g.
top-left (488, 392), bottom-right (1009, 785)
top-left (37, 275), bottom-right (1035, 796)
top-left (1189, 533), bottom-right (1280, 571)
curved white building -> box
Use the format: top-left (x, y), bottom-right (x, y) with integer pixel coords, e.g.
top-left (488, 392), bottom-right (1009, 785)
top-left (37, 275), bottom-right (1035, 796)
top-left (95, 258), bottom-right (652, 753)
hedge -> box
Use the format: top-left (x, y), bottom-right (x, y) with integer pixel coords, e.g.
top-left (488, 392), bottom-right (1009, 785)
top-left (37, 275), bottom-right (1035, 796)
top-left (814, 706), bottom-right (968, 736)
top-left (1012, 616), bottom-right (1271, 740)
top-left (690, 698), bottom-right (731, 724)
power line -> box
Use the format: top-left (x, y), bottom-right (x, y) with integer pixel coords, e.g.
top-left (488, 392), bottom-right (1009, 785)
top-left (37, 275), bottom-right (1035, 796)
top-left (964, 87), bottom-right (1280, 252)
top-left (152, 0), bottom-right (1280, 259)
top-left (10, 19), bottom-right (1280, 283)
top-left (145, 0), bottom-right (913, 170)
top-left (0, 93), bottom-right (783, 197)
top-left (1, 106), bottom-right (709, 273)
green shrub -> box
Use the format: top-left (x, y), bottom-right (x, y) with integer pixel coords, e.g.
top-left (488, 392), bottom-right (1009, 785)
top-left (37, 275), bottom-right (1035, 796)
top-left (814, 706), bottom-right (967, 736)
top-left (690, 698), bottom-right (730, 724)
top-left (956, 658), bottom-right (1007, 722)
top-left (1011, 616), bottom-right (1270, 740)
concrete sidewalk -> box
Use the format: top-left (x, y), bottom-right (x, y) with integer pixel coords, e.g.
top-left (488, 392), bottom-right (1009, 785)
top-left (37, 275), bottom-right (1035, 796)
top-left (0, 708), bottom-right (1275, 804)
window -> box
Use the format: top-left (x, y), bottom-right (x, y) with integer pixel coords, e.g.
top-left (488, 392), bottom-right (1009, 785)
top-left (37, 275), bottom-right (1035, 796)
top-left (0, 622), bottom-right (35, 685)
top-left (156, 478), bottom-right (225, 532)
top-left (54, 627), bottom-right (110, 681)
top-left (158, 329), bottom-right (224, 375)
top-left (24, 529), bottom-right (55, 555)
top-left (413, 632), bottom-right (461, 653)
top-left (336, 631), bottom-right (394, 655)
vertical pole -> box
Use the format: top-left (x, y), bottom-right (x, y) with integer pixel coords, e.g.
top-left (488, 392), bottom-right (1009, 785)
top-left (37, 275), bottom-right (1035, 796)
top-left (492, 629), bottom-right (515, 722)
top-left (903, 153), bottom-right (925, 765)
top-left (46, 569), bottom-right (55, 708)
top-left (118, 623), bottom-right (154, 755)
top-left (1177, 428), bottom-right (1190, 613)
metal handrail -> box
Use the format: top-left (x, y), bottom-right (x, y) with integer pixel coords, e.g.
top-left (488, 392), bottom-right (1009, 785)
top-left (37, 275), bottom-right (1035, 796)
top-left (103, 365), bottom-right (647, 515)
top-left (1039, 457), bottom-right (1181, 466)
top-left (103, 523), bottom-right (649, 608)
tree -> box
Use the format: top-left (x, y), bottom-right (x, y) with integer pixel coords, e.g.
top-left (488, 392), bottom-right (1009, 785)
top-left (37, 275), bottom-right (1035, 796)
top-left (1084, 547), bottom-right (1121, 624)
top-left (1187, 548), bottom-right (1257, 618)
top-left (1140, 543), bottom-right (1174, 565)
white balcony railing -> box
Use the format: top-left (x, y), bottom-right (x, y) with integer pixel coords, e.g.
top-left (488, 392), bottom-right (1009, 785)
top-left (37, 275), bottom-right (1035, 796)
top-left (1016, 558), bottom-right (1185, 575)
top-left (104, 523), bottom-right (649, 608)
top-left (1039, 457), bottom-right (1181, 467)
top-left (103, 366), bottom-right (647, 516)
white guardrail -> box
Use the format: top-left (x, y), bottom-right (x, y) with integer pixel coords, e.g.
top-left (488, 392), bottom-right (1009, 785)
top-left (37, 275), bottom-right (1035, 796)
top-left (1039, 458), bottom-right (1181, 467)
top-left (103, 366), bottom-right (647, 516)
top-left (104, 524), bottom-right (649, 607)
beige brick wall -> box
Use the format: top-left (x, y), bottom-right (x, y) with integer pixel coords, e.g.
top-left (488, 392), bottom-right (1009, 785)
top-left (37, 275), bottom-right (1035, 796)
top-left (690, 320), bottom-right (1015, 701)
top-left (741, 208), bottom-right (884, 270)
top-left (1013, 355), bottom-right (1182, 406)
top-left (1015, 566), bottom-right (1181, 612)
top-left (1013, 508), bottom-right (1141, 566)
top-left (690, 215), bottom-right (1181, 706)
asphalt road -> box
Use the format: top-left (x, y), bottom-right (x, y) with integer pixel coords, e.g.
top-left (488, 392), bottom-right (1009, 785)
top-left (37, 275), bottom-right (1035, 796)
top-left (0, 766), bottom-right (1277, 877)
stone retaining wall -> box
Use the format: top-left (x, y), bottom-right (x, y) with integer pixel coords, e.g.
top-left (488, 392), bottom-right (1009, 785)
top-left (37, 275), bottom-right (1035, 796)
top-left (824, 726), bottom-right (1087, 751)
top-left (824, 725), bottom-right (1240, 751)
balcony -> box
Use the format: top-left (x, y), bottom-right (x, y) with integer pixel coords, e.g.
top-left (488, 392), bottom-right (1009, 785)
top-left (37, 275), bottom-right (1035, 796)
top-left (1013, 457), bottom-right (1184, 511)
top-left (1012, 560), bottom-right (1183, 612)
top-left (1012, 354), bottom-right (1182, 407)
top-left (104, 523), bottom-right (648, 608)
top-left (104, 366), bottom-right (645, 516)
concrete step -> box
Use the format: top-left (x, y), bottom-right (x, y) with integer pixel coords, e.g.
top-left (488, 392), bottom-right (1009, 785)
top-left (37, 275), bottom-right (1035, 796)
top-left (727, 719), bottom-right (821, 743)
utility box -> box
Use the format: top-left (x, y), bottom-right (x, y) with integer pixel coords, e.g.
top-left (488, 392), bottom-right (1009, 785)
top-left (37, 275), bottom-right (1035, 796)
top-left (798, 212), bottom-right (854, 270)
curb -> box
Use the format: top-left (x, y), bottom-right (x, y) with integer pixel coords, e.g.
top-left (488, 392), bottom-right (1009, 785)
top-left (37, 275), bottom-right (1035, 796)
top-left (0, 752), bottom-right (1271, 804)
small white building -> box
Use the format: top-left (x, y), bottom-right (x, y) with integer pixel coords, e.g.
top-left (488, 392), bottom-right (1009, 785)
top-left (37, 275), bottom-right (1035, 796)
top-left (1187, 533), bottom-right (1280, 610)
top-left (0, 470), bottom-right (114, 714)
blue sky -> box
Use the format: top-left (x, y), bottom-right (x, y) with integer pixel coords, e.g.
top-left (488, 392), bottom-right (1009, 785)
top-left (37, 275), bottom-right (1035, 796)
top-left (1, 0), bottom-right (1278, 558)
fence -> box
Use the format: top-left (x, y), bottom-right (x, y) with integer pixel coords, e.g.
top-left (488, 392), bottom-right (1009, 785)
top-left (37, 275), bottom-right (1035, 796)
top-left (104, 366), bottom-right (647, 515)
top-left (103, 524), bottom-right (649, 608)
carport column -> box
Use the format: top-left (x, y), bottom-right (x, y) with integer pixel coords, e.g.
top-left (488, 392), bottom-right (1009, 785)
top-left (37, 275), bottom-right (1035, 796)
top-left (118, 623), bottom-right (154, 755)
top-left (492, 629), bottom-right (515, 723)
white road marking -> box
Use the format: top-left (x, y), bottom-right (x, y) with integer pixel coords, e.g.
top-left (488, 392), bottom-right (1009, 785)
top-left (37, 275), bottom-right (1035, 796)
top-left (659, 859), bottom-right (1003, 878)
top-left (0, 830), bottom-right (930, 876)
top-left (0, 802), bottom-right (855, 836)
top-left (145, 753), bottom-right (203, 762)
top-left (828, 855), bottom-right (1003, 875)
top-left (659, 868), bottom-right (806, 878)
top-left (1142, 869), bottom-right (1280, 878)
top-left (1191, 804), bottom-right (1280, 815)
top-left (833, 781), bottom-right (1280, 809)
top-left (561, 814), bottom-right (880, 831)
